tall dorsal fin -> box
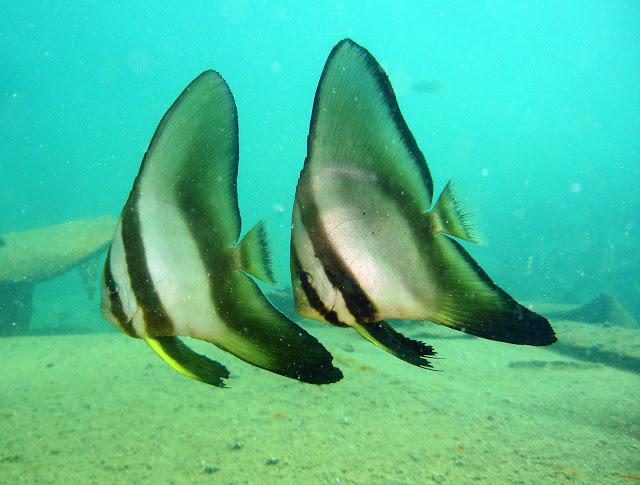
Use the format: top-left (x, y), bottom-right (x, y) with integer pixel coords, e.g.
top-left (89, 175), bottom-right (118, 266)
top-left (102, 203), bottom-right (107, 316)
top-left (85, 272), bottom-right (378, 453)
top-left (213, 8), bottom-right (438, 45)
top-left (132, 70), bottom-right (241, 248)
top-left (306, 38), bottom-right (434, 211)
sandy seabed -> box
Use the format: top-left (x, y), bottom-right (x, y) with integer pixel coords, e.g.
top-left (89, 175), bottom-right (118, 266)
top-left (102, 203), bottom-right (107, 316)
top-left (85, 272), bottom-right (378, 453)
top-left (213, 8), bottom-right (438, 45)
top-left (1, 321), bottom-right (638, 485)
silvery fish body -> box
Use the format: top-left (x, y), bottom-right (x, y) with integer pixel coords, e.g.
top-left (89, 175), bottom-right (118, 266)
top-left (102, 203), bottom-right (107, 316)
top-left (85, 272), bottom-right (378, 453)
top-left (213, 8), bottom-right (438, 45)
top-left (290, 39), bottom-right (556, 369)
top-left (101, 71), bottom-right (342, 387)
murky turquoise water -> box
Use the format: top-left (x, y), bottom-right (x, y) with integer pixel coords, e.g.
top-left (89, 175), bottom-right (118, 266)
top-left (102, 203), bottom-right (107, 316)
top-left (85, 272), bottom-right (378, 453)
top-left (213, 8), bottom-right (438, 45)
top-left (1, 2), bottom-right (638, 483)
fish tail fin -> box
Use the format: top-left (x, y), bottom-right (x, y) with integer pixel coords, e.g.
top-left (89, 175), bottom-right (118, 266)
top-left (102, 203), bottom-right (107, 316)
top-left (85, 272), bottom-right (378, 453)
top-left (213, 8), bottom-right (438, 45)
top-left (428, 179), bottom-right (483, 245)
top-left (352, 321), bottom-right (437, 370)
top-left (145, 336), bottom-right (230, 388)
top-left (236, 219), bottom-right (277, 286)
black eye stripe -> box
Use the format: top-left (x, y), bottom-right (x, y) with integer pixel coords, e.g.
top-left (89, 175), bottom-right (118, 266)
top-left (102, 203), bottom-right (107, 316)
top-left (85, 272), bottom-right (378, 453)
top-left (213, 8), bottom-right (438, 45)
top-left (103, 248), bottom-right (137, 337)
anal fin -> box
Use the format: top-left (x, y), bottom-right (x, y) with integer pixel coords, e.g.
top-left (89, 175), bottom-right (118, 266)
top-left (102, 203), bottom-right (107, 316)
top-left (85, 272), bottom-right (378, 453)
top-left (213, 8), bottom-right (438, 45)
top-left (426, 236), bottom-right (557, 346)
top-left (213, 272), bottom-right (343, 385)
top-left (353, 320), bottom-right (437, 369)
top-left (146, 336), bottom-right (230, 387)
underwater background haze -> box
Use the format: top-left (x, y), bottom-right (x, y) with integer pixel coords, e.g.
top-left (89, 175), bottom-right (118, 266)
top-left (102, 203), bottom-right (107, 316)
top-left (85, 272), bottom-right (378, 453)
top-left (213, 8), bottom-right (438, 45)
top-left (1, 2), bottom-right (639, 484)
top-left (3, 1), bottom-right (639, 315)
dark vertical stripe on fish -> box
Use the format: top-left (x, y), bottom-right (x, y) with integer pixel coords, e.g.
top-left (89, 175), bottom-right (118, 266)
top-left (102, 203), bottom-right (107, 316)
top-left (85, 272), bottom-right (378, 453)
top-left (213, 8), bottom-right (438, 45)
top-left (121, 201), bottom-right (175, 336)
top-left (179, 207), bottom-right (224, 295)
top-left (296, 186), bottom-right (379, 323)
top-left (291, 248), bottom-right (341, 325)
top-left (103, 249), bottom-right (137, 337)
top-left (322, 261), bottom-right (378, 321)
top-left (173, 196), bottom-right (277, 353)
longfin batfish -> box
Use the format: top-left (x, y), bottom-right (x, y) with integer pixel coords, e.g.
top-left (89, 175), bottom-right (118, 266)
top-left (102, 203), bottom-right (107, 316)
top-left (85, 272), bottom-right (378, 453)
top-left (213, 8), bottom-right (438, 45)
top-left (290, 39), bottom-right (556, 370)
top-left (101, 70), bottom-right (342, 387)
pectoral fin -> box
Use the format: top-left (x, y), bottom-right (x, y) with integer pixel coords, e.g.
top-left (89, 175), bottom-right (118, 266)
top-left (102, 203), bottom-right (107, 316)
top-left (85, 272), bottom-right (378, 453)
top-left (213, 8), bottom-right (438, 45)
top-left (146, 336), bottom-right (230, 387)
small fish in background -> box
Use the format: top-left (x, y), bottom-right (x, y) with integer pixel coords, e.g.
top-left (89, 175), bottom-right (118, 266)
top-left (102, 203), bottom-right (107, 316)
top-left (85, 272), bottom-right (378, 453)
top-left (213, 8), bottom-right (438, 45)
top-left (412, 79), bottom-right (445, 93)
top-left (101, 71), bottom-right (342, 387)
top-left (290, 39), bottom-right (556, 370)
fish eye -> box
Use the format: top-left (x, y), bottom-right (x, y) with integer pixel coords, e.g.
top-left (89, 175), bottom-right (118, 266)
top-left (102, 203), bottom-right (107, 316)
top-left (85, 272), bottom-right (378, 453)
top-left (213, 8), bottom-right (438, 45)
top-left (299, 272), bottom-right (313, 288)
top-left (107, 283), bottom-right (119, 296)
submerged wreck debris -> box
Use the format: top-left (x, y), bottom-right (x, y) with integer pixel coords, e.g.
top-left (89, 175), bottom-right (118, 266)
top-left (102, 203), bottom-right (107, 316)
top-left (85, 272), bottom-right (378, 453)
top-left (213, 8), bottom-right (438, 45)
top-left (545, 291), bottom-right (638, 329)
top-left (0, 216), bottom-right (117, 336)
top-left (534, 292), bottom-right (640, 374)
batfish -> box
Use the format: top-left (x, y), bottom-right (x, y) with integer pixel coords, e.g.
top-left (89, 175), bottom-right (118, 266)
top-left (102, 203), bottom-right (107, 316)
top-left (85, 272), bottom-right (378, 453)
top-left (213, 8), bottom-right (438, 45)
top-left (290, 39), bottom-right (556, 369)
top-left (101, 70), bottom-right (342, 387)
